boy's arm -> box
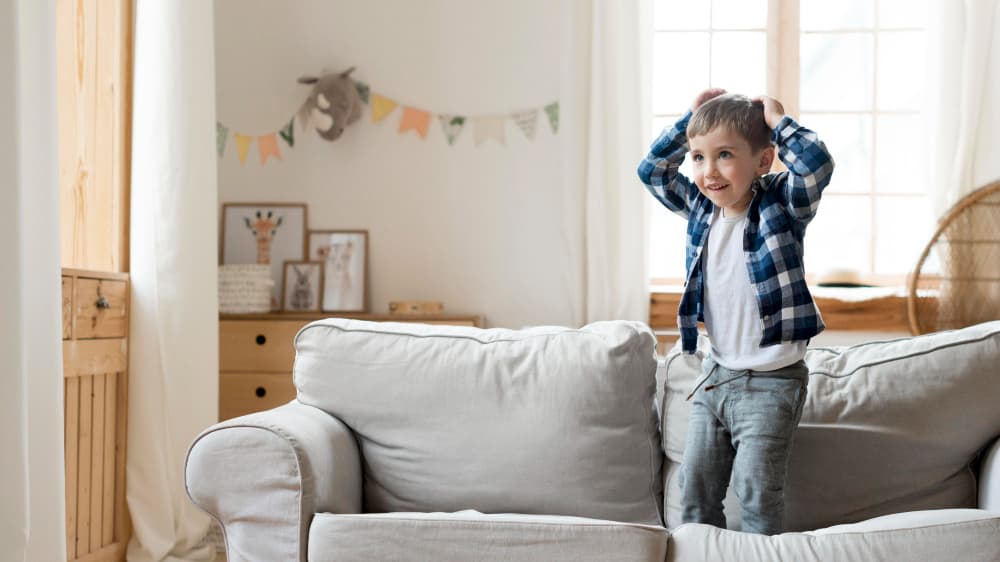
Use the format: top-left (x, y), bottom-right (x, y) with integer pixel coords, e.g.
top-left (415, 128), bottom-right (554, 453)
top-left (637, 111), bottom-right (701, 220)
top-left (756, 95), bottom-right (834, 224)
top-left (770, 116), bottom-right (835, 224)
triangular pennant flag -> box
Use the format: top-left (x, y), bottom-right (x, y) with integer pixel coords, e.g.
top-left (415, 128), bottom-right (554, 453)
top-left (473, 116), bottom-right (506, 146)
top-left (399, 106), bottom-right (432, 139)
top-left (258, 133), bottom-right (281, 165)
top-left (216, 122), bottom-right (229, 157)
top-left (234, 133), bottom-right (254, 165)
top-left (354, 80), bottom-right (370, 104)
top-left (510, 109), bottom-right (539, 140)
top-left (371, 93), bottom-right (398, 123)
top-left (279, 118), bottom-right (295, 147)
top-left (438, 114), bottom-right (466, 145)
top-left (544, 102), bottom-right (560, 133)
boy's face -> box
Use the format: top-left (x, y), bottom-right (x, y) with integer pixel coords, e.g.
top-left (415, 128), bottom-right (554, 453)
top-left (688, 126), bottom-right (774, 216)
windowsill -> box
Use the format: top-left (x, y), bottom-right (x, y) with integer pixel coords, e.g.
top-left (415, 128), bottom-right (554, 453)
top-left (649, 285), bottom-right (913, 333)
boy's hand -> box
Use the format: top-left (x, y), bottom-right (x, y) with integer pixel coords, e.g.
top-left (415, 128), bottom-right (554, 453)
top-left (691, 88), bottom-right (727, 112)
top-left (754, 95), bottom-right (786, 130)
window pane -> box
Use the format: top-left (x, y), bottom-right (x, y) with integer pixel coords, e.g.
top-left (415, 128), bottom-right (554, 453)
top-left (875, 114), bottom-right (924, 195)
top-left (806, 196), bottom-right (872, 275)
top-left (653, 32), bottom-right (709, 114)
top-left (801, 33), bottom-right (873, 111)
top-left (874, 196), bottom-right (933, 274)
top-left (710, 32), bottom-right (767, 96)
top-left (801, 0), bottom-right (873, 31)
top-left (878, 0), bottom-right (927, 29)
top-left (800, 113), bottom-right (872, 194)
top-left (654, 0), bottom-right (709, 30)
top-left (711, 0), bottom-right (767, 30)
top-left (877, 31), bottom-right (924, 111)
top-left (648, 204), bottom-right (688, 280)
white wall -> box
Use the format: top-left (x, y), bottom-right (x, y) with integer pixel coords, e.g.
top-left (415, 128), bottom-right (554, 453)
top-left (214, 0), bottom-right (578, 328)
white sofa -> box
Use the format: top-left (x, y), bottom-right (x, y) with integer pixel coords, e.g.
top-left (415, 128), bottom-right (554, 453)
top-left (186, 319), bottom-right (1000, 561)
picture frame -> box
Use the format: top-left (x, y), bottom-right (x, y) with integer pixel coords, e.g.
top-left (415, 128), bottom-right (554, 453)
top-left (307, 230), bottom-right (369, 313)
top-left (221, 203), bottom-right (308, 311)
top-left (280, 261), bottom-right (324, 312)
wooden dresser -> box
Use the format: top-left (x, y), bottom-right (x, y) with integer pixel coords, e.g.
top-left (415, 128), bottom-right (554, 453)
top-left (62, 268), bottom-right (130, 562)
top-left (219, 313), bottom-right (484, 421)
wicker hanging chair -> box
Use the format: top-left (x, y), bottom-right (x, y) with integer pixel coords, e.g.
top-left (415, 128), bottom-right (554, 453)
top-left (908, 180), bottom-right (1000, 335)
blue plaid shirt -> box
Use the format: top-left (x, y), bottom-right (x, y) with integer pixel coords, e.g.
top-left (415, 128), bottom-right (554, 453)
top-left (638, 111), bottom-right (835, 354)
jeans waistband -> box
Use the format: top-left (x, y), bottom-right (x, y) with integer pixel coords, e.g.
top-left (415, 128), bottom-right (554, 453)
top-left (686, 357), bottom-right (807, 401)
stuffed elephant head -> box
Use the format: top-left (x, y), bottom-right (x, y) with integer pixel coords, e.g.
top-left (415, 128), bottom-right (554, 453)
top-left (297, 67), bottom-right (363, 141)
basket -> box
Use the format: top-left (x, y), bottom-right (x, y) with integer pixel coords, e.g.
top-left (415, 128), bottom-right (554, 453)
top-left (219, 264), bottom-right (274, 314)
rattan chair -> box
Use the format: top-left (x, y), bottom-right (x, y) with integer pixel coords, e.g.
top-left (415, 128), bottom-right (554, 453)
top-left (908, 180), bottom-right (1000, 335)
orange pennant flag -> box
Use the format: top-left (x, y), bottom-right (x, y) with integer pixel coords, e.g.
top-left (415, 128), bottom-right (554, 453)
top-left (234, 133), bottom-right (253, 165)
top-left (258, 133), bottom-right (282, 165)
top-left (399, 106), bottom-right (431, 139)
top-left (371, 93), bottom-right (398, 123)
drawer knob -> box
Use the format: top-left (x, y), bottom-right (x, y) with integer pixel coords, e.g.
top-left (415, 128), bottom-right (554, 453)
top-left (96, 296), bottom-right (110, 309)
top-left (255, 334), bottom-right (267, 345)
top-left (255, 386), bottom-right (267, 398)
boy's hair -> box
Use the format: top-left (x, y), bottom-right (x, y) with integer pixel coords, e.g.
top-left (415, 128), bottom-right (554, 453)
top-left (688, 94), bottom-right (773, 152)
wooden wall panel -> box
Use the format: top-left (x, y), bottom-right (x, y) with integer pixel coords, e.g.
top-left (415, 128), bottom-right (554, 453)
top-left (63, 270), bottom-right (130, 562)
top-left (57, 0), bottom-right (132, 272)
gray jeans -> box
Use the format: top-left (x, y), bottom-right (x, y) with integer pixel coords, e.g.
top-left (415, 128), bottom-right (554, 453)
top-left (678, 356), bottom-right (808, 535)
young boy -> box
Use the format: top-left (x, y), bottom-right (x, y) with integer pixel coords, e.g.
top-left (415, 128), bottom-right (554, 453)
top-left (637, 89), bottom-right (834, 535)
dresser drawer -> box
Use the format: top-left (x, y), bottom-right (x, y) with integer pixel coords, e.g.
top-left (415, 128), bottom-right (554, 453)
top-left (219, 320), bottom-right (306, 372)
top-left (219, 372), bottom-right (297, 421)
top-left (74, 277), bottom-right (128, 339)
top-left (62, 276), bottom-right (73, 339)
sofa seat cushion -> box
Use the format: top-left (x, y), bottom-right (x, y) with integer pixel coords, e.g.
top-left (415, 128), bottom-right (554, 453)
top-left (307, 510), bottom-right (670, 562)
top-left (294, 319), bottom-right (662, 525)
top-left (659, 321), bottom-right (1000, 531)
top-left (667, 509), bottom-right (1000, 562)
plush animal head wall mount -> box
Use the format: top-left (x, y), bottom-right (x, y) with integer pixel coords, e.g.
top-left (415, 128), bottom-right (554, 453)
top-left (297, 67), bottom-right (363, 142)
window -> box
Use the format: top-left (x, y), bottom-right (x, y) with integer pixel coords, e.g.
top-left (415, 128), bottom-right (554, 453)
top-left (648, 0), bottom-right (929, 286)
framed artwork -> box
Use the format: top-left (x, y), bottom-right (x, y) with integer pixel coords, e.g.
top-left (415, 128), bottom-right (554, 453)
top-left (281, 261), bottom-right (324, 312)
top-left (307, 230), bottom-right (369, 313)
top-left (221, 203), bottom-right (308, 311)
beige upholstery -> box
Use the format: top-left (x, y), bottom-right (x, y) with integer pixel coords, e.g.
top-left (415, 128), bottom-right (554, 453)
top-left (294, 319), bottom-right (663, 525)
top-left (308, 511), bottom-right (669, 562)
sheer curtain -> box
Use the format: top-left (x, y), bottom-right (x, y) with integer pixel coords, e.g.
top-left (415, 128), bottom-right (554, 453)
top-left (561, 0), bottom-right (652, 325)
top-left (0, 0), bottom-right (66, 560)
top-left (925, 0), bottom-right (1000, 215)
top-left (127, 1), bottom-right (219, 561)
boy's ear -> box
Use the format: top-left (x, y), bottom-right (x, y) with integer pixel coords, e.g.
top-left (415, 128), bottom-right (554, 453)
top-left (757, 146), bottom-right (776, 175)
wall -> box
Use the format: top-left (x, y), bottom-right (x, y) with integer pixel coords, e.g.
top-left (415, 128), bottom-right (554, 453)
top-left (214, 0), bottom-right (577, 328)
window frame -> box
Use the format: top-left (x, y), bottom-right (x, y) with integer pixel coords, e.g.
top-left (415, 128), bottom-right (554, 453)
top-left (648, 0), bottom-right (927, 288)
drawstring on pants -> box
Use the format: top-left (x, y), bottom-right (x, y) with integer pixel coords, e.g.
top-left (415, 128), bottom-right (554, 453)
top-left (686, 368), bottom-right (751, 401)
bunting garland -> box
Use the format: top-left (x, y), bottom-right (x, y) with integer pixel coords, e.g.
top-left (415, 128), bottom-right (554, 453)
top-left (216, 75), bottom-right (559, 166)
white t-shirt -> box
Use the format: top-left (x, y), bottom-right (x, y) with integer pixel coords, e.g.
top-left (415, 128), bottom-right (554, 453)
top-left (702, 208), bottom-right (806, 371)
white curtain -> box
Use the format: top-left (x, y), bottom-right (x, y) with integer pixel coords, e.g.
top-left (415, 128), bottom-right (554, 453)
top-left (127, 1), bottom-right (219, 561)
top-left (925, 0), bottom-right (1000, 215)
top-left (0, 0), bottom-right (67, 560)
top-left (561, 0), bottom-right (652, 325)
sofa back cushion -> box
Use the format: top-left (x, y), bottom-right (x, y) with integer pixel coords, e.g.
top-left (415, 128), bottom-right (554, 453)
top-left (294, 319), bottom-right (664, 525)
top-left (660, 321), bottom-right (1000, 531)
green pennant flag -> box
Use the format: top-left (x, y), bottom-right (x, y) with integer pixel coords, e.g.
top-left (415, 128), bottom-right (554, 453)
top-left (279, 118), bottom-right (295, 147)
top-left (438, 114), bottom-right (466, 146)
top-left (354, 80), bottom-right (371, 104)
top-left (216, 122), bottom-right (229, 158)
top-left (544, 102), bottom-right (559, 134)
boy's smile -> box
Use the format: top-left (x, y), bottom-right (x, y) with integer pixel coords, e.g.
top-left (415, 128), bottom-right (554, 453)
top-left (688, 126), bottom-right (774, 216)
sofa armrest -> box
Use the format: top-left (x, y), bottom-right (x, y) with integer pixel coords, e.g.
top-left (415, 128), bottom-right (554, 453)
top-left (185, 400), bottom-right (361, 562)
top-left (981, 436), bottom-right (1000, 512)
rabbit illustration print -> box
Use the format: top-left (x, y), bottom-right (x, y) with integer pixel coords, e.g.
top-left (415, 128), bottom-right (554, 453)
top-left (281, 261), bottom-right (323, 312)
